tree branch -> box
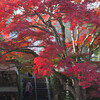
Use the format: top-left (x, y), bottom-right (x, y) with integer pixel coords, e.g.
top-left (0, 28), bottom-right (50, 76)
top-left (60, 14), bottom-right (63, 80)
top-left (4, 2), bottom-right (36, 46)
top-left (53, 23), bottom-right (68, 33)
top-left (88, 33), bottom-right (100, 59)
top-left (34, 11), bottom-right (62, 46)
top-left (49, 23), bottom-right (62, 45)
top-left (19, 45), bottom-right (46, 49)
top-left (80, 34), bottom-right (90, 53)
top-left (76, 25), bottom-right (80, 42)
top-left (71, 30), bottom-right (76, 53)
top-left (90, 33), bottom-right (100, 46)
top-left (0, 48), bottom-right (38, 57)
top-left (57, 18), bottom-right (69, 56)
top-left (29, 24), bottom-right (50, 33)
top-left (34, 11), bottom-right (46, 25)
top-left (93, 45), bottom-right (100, 53)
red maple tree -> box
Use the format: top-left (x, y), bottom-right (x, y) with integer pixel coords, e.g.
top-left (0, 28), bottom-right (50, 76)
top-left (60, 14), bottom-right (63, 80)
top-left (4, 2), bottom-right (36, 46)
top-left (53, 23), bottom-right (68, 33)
top-left (0, 0), bottom-right (100, 100)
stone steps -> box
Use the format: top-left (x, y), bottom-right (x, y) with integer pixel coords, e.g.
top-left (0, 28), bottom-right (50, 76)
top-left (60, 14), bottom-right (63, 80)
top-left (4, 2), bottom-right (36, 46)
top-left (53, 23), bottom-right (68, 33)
top-left (22, 77), bottom-right (49, 100)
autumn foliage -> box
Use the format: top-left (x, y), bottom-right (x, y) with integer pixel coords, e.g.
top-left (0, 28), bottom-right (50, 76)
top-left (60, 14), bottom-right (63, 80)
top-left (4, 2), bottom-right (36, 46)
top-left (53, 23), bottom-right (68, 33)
top-left (0, 0), bottom-right (100, 100)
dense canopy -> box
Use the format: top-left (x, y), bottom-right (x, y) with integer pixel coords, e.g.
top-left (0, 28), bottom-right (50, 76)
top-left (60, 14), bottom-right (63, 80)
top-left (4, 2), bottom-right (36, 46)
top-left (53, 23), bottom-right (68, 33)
top-left (0, 0), bottom-right (100, 100)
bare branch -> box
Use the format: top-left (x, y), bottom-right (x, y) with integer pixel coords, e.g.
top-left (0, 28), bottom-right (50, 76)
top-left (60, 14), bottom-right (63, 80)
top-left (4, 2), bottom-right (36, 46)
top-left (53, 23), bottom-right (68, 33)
top-left (34, 11), bottom-right (46, 25)
top-left (0, 48), bottom-right (38, 57)
top-left (93, 45), bottom-right (100, 52)
top-left (80, 34), bottom-right (90, 53)
top-left (71, 30), bottom-right (76, 53)
top-left (76, 25), bottom-right (80, 42)
top-left (19, 45), bottom-right (46, 49)
top-left (29, 24), bottom-right (50, 33)
top-left (57, 18), bottom-right (69, 56)
top-left (90, 33), bottom-right (100, 46)
top-left (88, 33), bottom-right (100, 59)
top-left (50, 24), bottom-right (62, 45)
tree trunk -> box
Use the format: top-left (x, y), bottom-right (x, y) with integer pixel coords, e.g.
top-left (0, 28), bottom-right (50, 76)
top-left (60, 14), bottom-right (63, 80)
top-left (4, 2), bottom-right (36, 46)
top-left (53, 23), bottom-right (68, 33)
top-left (73, 78), bottom-right (83, 100)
